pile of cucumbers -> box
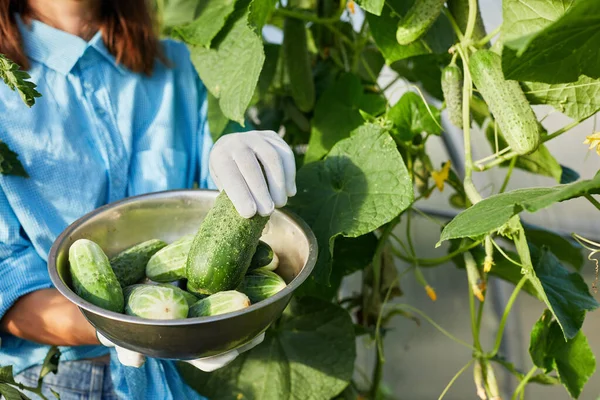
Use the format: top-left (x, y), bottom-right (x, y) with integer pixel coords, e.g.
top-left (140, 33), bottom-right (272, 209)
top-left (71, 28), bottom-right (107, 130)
top-left (68, 192), bottom-right (286, 320)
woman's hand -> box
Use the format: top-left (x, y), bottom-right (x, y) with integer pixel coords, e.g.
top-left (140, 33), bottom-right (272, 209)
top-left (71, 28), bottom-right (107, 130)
top-left (209, 130), bottom-right (297, 218)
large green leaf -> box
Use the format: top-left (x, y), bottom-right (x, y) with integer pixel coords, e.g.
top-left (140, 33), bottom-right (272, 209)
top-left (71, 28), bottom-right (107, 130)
top-left (180, 297), bottom-right (356, 400)
top-left (0, 366), bottom-right (15, 385)
top-left (172, 0), bottom-right (237, 47)
top-left (439, 173), bottom-right (600, 243)
top-left (289, 123), bottom-right (413, 287)
top-left (502, 0), bottom-right (600, 83)
top-left (0, 54), bottom-right (41, 108)
top-left (529, 310), bottom-right (596, 398)
top-left (249, 0), bottom-right (277, 30)
top-left (0, 383), bottom-right (30, 400)
top-left (355, 0), bottom-right (385, 15)
top-left (522, 76), bottom-right (600, 120)
top-left (387, 92), bottom-right (441, 141)
top-left (207, 92), bottom-right (229, 141)
top-left (190, 2), bottom-right (265, 124)
top-left (524, 227), bottom-right (584, 270)
top-left (367, 0), bottom-right (454, 64)
top-left (304, 73), bottom-right (365, 163)
top-left (0, 141), bottom-right (28, 178)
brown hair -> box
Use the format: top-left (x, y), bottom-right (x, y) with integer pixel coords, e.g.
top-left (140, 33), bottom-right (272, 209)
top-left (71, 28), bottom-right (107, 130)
top-left (0, 0), bottom-right (166, 75)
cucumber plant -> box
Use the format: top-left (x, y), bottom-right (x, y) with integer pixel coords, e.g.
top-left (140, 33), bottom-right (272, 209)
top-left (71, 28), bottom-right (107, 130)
top-left (3, 0), bottom-right (600, 399)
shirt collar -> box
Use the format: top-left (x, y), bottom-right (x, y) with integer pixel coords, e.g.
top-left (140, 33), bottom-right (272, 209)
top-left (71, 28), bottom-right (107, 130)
top-left (17, 14), bottom-right (127, 76)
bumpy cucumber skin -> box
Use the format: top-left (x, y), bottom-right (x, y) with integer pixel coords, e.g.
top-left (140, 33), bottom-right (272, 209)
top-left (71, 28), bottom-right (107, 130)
top-left (186, 192), bottom-right (269, 295)
top-left (146, 234), bottom-right (194, 283)
top-left (69, 239), bottom-right (124, 313)
top-left (441, 65), bottom-right (464, 129)
top-left (125, 285), bottom-right (188, 320)
top-left (396, 0), bottom-right (446, 45)
top-left (188, 291), bottom-right (251, 317)
top-left (124, 283), bottom-right (202, 307)
top-left (469, 50), bottom-right (540, 155)
top-left (110, 239), bottom-right (167, 287)
top-left (238, 269), bottom-right (287, 303)
top-left (283, 18), bottom-right (315, 112)
top-left (247, 240), bottom-right (275, 272)
top-left (447, 0), bottom-right (488, 44)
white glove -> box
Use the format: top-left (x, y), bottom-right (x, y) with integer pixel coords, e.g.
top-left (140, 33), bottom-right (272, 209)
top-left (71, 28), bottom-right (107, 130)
top-left (209, 130), bottom-right (297, 218)
top-left (97, 332), bottom-right (265, 372)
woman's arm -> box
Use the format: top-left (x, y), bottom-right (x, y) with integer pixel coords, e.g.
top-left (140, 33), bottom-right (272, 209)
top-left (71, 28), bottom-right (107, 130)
top-left (1, 288), bottom-right (100, 346)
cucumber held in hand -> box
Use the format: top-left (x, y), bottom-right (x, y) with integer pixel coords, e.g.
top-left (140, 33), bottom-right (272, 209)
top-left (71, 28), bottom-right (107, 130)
top-left (125, 284), bottom-right (189, 320)
top-left (469, 50), bottom-right (540, 155)
top-left (146, 234), bottom-right (194, 283)
top-left (188, 290), bottom-right (251, 317)
top-left (238, 269), bottom-right (287, 303)
top-left (248, 240), bottom-right (279, 272)
top-left (396, 0), bottom-right (446, 45)
top-left (69, 239), bottom-right (124, 313)
top-left (110, 239), bottom-right (167, 287)
top-left (186, 191), bottom-right (269, 295)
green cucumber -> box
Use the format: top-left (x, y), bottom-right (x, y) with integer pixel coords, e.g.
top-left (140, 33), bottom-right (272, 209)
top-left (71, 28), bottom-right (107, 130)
top-left (248, 241), bottom-right (278, 272)
top-left (146, 234), bottom-right (194, 283)
top-left (396, 0), bottom-right (446, 45)
top-left (69, 239), bottom-right (124, 313)
top-left (469, 50), bottom-right (540, 155)
top-left (125, 285), bottom-right (189, 320)
top-left (186, 191), bottom-right (269, 295)
top-left (124, 283), bottom-right (201, 307)
top-left (447, 0), bottom-right (488, 44)
top-left (283, 18), bottom-right (315, 112)
top-left (110, 239), bottom-right (167, 287)
top-left (238, 269), bottom-right (287, 303)
top-left (441, 65), bottom-right (464, 129)
top-left (188, 290), bottom-right (251, 317)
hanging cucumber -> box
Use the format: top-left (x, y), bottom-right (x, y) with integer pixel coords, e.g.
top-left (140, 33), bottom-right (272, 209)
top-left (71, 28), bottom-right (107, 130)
top-left (69, 239), bottom-right (124, 313)
top-left (469, 50), bottom-right (540, 155)
top-left (110, 239), bottom-right (167, 287)
top-left (396, 0), bottom-right (446, 45)
top-left (283, 18), bottom-right (315, 112)
top-left (441, 65), bottom-right (464, 129)
top-left (186, 191), bottom-right (269, 295)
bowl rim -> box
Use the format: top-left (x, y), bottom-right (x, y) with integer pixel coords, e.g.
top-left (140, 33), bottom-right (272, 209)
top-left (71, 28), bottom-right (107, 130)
top-left (48, 189), bottom-right (318, 326)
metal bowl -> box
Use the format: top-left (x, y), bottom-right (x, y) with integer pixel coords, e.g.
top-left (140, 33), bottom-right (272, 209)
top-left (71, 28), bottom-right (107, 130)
top-left (48, 189), bottom-right (317, 360)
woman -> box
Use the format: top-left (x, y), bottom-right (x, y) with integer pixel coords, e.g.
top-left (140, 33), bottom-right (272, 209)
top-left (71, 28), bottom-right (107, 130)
top-left (0, 0), bottom-right (295, 399)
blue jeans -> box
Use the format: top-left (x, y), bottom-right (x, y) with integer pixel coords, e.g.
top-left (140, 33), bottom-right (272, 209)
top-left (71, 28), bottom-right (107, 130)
top-left (14, 360), bottom-right (119, 400)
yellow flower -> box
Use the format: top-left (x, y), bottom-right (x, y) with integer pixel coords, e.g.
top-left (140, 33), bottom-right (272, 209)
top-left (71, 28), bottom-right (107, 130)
top-left (431, 160), bottom-right (451, 192)
top-left (348, 0), bottom-right (356, 14)
top-left (583, 132), bottom-right (600, 156)
top-left (425, 285), bottom-right (437, 301)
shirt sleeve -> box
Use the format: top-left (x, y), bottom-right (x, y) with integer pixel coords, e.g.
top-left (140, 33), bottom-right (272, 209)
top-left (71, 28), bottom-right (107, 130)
top-left (0, 186), bottom-right (53, 319)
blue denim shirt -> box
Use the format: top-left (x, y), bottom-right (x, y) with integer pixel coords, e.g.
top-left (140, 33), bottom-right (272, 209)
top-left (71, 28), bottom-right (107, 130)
top-left (0, 16), bottom-right (213, 399)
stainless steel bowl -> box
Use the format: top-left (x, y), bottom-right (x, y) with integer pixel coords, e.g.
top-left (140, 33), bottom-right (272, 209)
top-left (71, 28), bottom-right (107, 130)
top-left (48, 189), bottom-right (317, 360)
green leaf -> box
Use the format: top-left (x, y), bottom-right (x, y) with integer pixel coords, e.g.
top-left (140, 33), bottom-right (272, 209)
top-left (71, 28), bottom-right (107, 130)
top-left (502, 0), bottom-right (600, 83)
top-left (190, 2), bottom-right (265, 124)
top-left (39, 346), bottom-right (61, 380)
top-left (334, 233), bottom-right (378, 276)
top-left (0, 366), bottom-right (15, 385)
top-left (304, 73), bottom-right (365, 163)
top-left (249, 0), bottom-right (277, 31)
top-left (289, 123), bottom-right (414, 287)
top-left (0, 383), bottom-right (30, 400)
top-left (256, 43), bottom-right (280, 98)
top-left (357, 46), bottom-right (385, 84)
top-left (439, 173), bottom-right (600, 243)
top-left (560, 165), bottom-right (580, 184)
top-left (529, 310), bottom-right (596, 398)
top-left (180, 297), bottom-right (356, 400)
top-left (159, 0), bottom-right (206, 27)
top-left (0, 141), bottom-right (28, 178)
top-left (524, 227), bottom-right (584, 270)
top-left (357, 93), bottom-right (387, 117)
top-left (0, 54), bottom-right (41, 107)
top-left (387, 92), bottom-right (441, 141)
top-left (390, 54), bottom-right (448, 100)
top-left (171, 0), bottom-right (237, 47)
top-left (355, 0), bottom-right (385, 15)
top-left (207, 92), bottom-right (229, 141)
top-left (522, 76), bottom-right (600, 120)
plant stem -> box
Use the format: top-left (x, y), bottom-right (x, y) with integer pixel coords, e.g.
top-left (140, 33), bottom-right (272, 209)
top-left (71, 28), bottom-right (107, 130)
top-left (438, 359), bottom-right (476, 400)
top-left (585, 194), bottom-right (600, 211)
top-left (474, 25), bottom-right (501, 47)
top-left (512, 366), bottom-right (537, 400)
top-left (476, 150), bottom-right (519, 171)
top-left (382, 75), bottom-right (403, 92)
top-left (464, 0), bottom-right (479, 44)
top-left (392, 304), bottom-right (477, 351)
top-left (542, 117), bottom-right (588, 143)
top-left (443, 9), bottom-right (465, 40)
top-left (390, 237), bottom-right (483, 267)
top-left (489, 275), bottom-right (527, 357)
top-left (499, 156), bottom-right (517, 193)
top-left (370, 349), bottom-right (383, 399)
top-left (464, 252), bottom-right (482, 351)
